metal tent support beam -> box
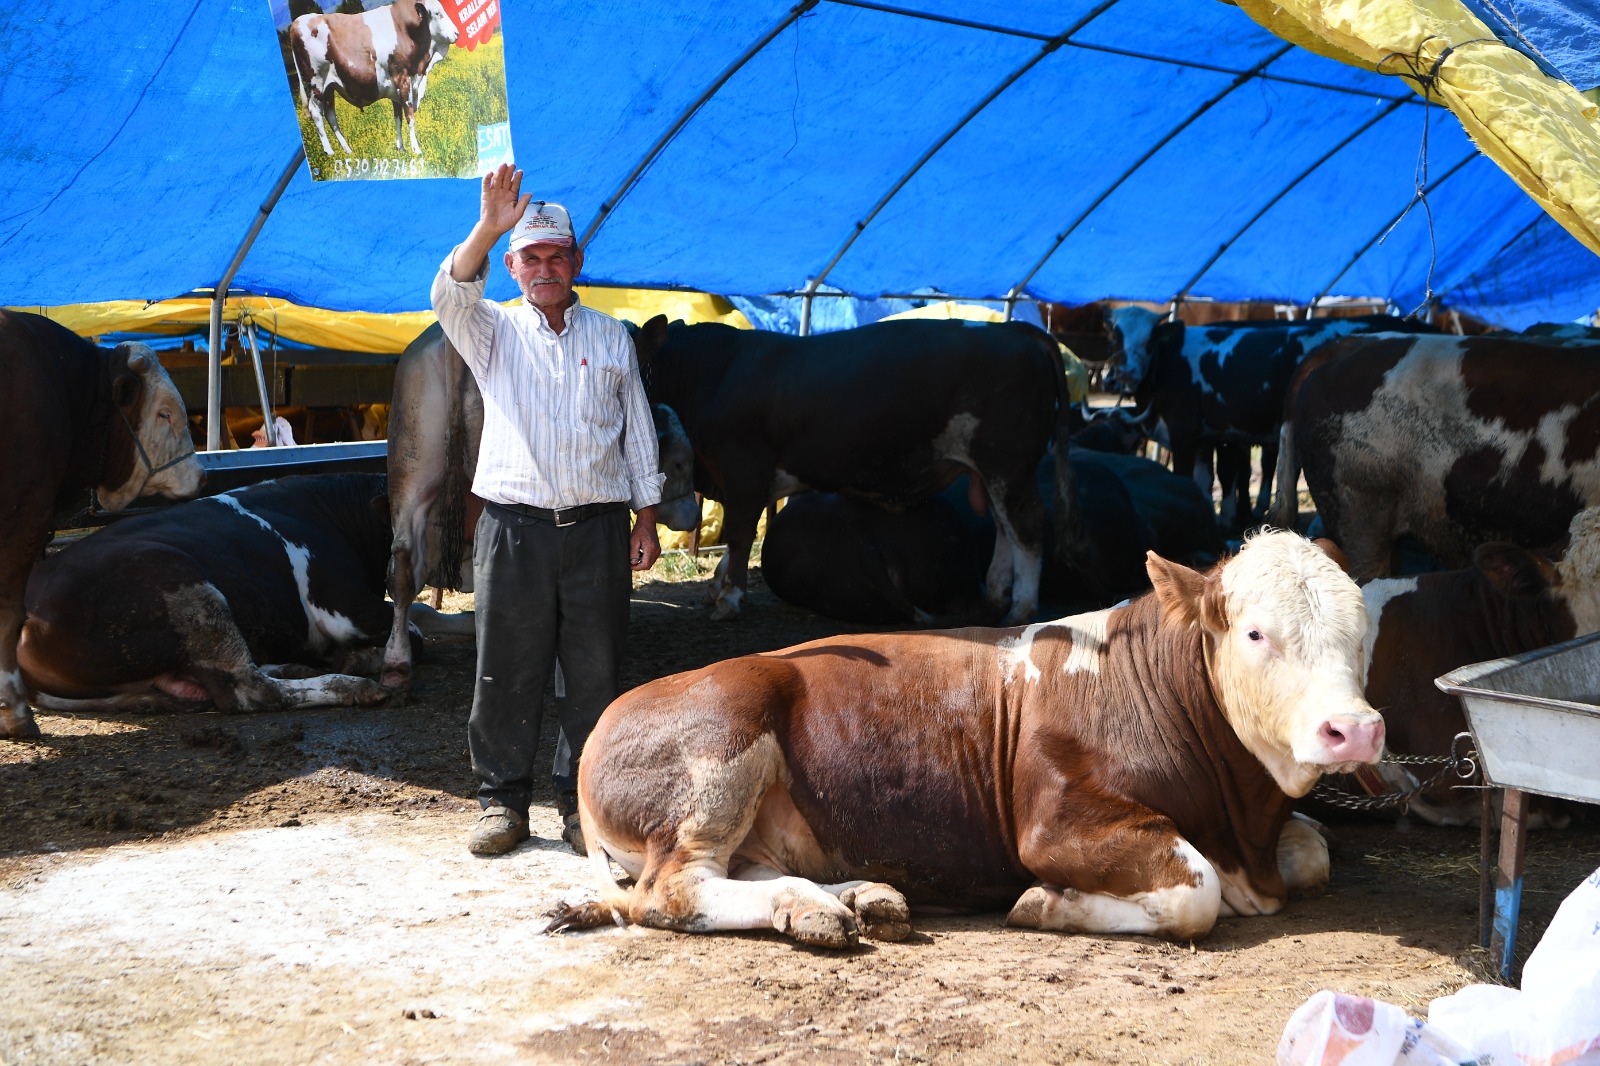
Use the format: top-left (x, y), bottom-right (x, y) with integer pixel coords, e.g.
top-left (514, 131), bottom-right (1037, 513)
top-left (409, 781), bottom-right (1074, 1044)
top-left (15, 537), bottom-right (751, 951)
top-left (1310, 151), bottom-right (1480, 309)
top-left (206, 146), bottom-right (304, 452)
top-left (578, 1), bottom-right (819, 250)
top-left (798, 0), bottom-right (1122, 335)
top-left (1170, 97), bottom-right (1408, 305)
top-left (1002, 43), bottom-right (1293, 309)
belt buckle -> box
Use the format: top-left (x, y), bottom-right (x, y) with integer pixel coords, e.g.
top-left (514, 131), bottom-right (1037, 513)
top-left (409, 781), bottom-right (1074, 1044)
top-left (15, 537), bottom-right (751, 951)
top-left (553, 507), bottom-right (578, 528)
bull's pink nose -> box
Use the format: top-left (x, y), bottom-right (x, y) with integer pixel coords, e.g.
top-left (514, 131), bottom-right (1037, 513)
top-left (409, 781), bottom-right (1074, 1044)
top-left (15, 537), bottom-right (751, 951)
top-left (1319, 716), bottom-right (1385, 763)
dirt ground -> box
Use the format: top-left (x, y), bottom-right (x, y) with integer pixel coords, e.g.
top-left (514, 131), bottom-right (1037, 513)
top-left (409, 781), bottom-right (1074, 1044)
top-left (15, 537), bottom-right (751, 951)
top-left (3, 562), bottom-right (1597, 1066)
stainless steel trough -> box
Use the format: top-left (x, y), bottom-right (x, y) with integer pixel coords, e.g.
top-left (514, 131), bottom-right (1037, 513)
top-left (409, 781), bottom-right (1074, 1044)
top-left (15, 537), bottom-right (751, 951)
top-left (1436, 631), bottom-right (1600, 804)
top-left (1436, 631), bottom-right (1600, 979)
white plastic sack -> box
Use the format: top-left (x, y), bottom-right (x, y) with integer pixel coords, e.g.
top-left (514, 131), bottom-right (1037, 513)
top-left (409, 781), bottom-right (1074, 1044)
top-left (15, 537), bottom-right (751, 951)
top-left (1279, 866), bottom-right (1600, 1066)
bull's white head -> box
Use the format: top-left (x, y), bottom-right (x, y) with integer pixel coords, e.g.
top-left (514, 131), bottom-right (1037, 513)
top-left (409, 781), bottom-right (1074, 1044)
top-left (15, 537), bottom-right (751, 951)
top-left (420, 0), bottom-right (459, 50)
top-left (98, 344), bottom-right (205, 511)
top-left (1150, 530), bottom-right (1385, 797)
top-left (1104, 306), bottom-right (1159, 394)
top-left (652, 404), bottom-right (700, 532)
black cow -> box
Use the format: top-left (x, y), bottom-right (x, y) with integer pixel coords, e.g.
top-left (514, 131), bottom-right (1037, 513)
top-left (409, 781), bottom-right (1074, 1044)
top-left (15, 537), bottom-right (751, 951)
top-left (18, 474), bottom-right (409, 713)
top-left (1270, 332), bottom-right (1600, 582)
top-left (1104, 308), bottom-right (1435, 532)
top-left (761, 448), bottom-right (1221, 623)
top-left (633, 317), bottom-right (1088, 625)
top-left (0, 311), bottom-right (205, 738)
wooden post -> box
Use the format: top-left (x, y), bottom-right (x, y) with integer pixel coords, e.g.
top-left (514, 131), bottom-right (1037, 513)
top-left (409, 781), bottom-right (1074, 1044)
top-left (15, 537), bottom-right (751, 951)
top-left (1478, 787), bottom-right (1494, 950)
top-left (1489, 788), bottom-right (1529, 981)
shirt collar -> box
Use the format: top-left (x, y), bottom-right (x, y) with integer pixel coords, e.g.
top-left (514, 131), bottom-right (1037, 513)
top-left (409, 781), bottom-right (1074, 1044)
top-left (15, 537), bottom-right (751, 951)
top-left (522, 291), bottom-right (583, 335)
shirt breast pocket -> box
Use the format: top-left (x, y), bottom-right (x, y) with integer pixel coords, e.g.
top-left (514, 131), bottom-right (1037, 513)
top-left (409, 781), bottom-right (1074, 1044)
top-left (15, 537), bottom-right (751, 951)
top-left (577, 359), bottom-right (625, 427)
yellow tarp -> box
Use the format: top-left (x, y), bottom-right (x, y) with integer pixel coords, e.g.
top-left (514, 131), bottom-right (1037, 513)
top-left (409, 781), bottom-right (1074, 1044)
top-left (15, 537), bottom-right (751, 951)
top-left (1230, 0), bottom-right (1600, 256)
top-left (12, 288), bottom-right (751, 353)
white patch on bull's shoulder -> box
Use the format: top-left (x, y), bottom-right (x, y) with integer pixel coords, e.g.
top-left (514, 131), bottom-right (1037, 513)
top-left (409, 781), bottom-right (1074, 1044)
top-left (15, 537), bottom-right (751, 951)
top-left (933, 412), bottom-right (980, 463)
top-left (1358, 577), bottom-right (1416, 687)
top-left (997, 605), bottom-right (1117, 683)
top-left (209, 495), bottom-right (362, 650)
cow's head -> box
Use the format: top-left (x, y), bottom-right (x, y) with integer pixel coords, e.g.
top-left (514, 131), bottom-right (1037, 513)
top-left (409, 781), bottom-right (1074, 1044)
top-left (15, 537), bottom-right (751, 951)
top-left (653, 404), bottom-right (700, 532)
top-left (1104, 306), bottom-right (1160, 393)
top-left (1149, 531), bottom-right (1385, 797)
top-left (420, 0), bottom-right (459, 50)
top-left (99, 344), bottom-right (205, 511)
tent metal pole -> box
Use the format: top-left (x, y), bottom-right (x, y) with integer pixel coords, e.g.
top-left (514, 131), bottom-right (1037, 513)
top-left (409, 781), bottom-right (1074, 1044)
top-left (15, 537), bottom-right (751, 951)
top-left (801, 1), bottom-right (1120, 306)
top-left (207, 146), bottom-right (304, 451)
top-left (1004, 43), bottom-right (1293, 306)
top-left (578, 1), bottom-right (819, 250)
top-left (1309, 151), bottom-right (1479, 310)
top-left (1170, 98), bottom-right (1407, 305)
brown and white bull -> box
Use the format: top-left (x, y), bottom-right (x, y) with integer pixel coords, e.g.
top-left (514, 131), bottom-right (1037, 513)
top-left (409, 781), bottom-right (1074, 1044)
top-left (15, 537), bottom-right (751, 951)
top-left (289, 0), bottom-right (458, 157)
top-left (381, 322), bottom-right (699, 690)
top-left (1356, 506), bottom-right (1600, 826)
top-left (1271, 332), bottom-right (1600, 581)
top-left (547, 531), bottom-right (1384, 947)
top-left (0, 311), bottom-right (204, 739)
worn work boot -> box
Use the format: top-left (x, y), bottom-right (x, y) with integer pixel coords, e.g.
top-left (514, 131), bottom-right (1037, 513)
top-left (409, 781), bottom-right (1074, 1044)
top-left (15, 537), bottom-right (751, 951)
top-left (468, 804), bottom-right (529, 856)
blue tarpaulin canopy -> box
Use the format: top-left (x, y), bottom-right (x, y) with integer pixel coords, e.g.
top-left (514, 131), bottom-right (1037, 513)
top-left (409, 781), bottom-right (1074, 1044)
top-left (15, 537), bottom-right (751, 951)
top-left (1, 0), bottom-right (1597, 329)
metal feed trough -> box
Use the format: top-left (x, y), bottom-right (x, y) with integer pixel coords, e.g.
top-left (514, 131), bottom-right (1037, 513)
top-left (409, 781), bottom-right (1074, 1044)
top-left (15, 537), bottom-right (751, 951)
top-left (1436, 632), bottom-right (1600, 979)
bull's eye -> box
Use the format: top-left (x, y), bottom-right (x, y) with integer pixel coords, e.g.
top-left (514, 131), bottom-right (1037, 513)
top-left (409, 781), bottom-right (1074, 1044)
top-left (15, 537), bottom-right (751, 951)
top-left (1247, 629), bottom-right (1263, 642)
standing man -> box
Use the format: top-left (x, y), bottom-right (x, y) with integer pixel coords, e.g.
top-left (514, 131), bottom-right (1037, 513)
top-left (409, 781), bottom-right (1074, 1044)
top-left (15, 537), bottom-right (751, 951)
top-left (433, 163), bottom-right (662, 856)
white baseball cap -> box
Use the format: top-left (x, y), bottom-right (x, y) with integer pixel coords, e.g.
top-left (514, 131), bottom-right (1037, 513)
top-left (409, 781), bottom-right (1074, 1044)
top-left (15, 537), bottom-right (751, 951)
top-left (508, 200), bottom-right (575, 251)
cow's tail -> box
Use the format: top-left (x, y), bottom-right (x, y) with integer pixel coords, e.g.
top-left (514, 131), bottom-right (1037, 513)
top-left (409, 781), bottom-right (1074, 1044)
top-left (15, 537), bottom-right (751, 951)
top-left (1036, 326), bottom-right (1102, 590)
top-left (1268, 344), bottom-right (1336, 532)
top-left (433, 418), bottom-right (471, 590)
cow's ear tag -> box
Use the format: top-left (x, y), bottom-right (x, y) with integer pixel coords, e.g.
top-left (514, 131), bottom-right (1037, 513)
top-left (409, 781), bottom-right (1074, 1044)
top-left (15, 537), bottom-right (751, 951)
top-left (1147, 551), bottom-right (1205, 628)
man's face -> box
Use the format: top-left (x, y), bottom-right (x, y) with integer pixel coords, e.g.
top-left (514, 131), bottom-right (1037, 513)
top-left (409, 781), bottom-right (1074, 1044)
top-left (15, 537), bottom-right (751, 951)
top-left (506, 242), bottom-right (583, 315)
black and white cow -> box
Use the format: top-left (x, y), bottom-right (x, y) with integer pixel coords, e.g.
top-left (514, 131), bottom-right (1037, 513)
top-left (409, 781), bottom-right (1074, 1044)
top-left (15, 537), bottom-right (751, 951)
top-left (761, 448), bottom-right (1222, 624)
top-left (1271, 331), bottom-right (1600, 582)
top-left (18, 474), bottom-right (410, 713)
top-left (633, 317), bottom-right (1090, 625)
top-left (1104, 308), bottom-right (1435, 532)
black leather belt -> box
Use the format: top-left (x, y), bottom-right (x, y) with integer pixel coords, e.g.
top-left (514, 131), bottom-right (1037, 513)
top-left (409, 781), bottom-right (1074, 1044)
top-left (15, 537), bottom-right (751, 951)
top-left (494, 500), bottom-right (628, 527)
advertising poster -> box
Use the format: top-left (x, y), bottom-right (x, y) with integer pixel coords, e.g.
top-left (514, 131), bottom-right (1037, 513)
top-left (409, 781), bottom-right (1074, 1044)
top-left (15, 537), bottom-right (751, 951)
top-left (269, 0), bottom-right (512, 181)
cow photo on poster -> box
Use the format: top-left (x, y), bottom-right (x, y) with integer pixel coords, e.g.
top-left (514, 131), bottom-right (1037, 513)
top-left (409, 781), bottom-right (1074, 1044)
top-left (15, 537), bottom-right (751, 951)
top-left (269, 0), bottom-right (511, 181)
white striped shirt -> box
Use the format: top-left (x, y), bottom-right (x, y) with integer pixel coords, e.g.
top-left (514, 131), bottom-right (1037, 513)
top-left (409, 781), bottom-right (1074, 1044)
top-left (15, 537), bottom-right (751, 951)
top-left (432, 250), bottom-right (664, 512)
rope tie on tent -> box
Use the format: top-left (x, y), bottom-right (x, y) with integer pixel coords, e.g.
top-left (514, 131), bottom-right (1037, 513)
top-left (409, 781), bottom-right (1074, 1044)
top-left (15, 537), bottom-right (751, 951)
top-left (1374, 37), bottom-right (1497, 316)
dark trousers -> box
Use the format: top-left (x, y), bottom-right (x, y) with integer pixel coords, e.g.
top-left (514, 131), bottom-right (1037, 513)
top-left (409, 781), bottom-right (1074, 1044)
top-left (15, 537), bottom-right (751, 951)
top-left (469, 502), bottom-right (631, 815)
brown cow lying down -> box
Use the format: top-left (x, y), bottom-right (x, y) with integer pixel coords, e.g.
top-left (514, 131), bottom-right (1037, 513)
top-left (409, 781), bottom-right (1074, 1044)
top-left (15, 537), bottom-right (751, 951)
top-left (1356, 505), bottom-right (1600, 827)
top-left (547, 531), bottom-right (1384, 947)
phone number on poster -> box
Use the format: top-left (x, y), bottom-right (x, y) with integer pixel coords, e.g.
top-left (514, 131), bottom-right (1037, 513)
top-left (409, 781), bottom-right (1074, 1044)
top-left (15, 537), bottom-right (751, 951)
top-left (323, 157), bottom-right (429, 180)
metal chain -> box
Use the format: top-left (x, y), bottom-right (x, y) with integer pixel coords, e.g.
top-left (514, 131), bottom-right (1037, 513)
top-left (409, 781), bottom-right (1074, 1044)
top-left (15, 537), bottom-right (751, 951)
top-left (1310, 732), bottom-right (1479, 813)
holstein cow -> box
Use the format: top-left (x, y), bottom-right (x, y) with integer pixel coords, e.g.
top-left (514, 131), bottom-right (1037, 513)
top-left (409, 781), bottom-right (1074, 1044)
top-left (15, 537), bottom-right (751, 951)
top-left (0, 311), bottom-right (205, 739)
top-left (546, 532), bottom-right (1383, 947)
top-left (19, 474), bottom-right (409, 714)
top-left (289, 0), bottom-right (459, 157)
top-left (1104, 308), bottom-right (1435, 532)
top-left (761, 448), bottom-right (1221, 624)
top-left (1352, 506), bottom-right (1600, 826)
top-left (1270, 332), bottom-right (1600, 582)
top-left (632, 317), bottom-right (1090, 625)
top-left (381, 322), bottom-right (699, 690)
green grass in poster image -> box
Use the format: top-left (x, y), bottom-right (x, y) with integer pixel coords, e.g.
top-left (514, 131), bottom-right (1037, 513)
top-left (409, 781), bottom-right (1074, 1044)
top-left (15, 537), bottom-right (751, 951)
top-left (284, 32), bottom-right (509, 181)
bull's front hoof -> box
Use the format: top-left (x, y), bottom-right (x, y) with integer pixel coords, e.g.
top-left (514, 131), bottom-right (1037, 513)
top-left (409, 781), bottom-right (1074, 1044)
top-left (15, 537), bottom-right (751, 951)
top-left (0, 708), bottom-right (42, 741)
top-left (773, 895), bottom-right (860, 949)
top-left (708, 600), bottom-right (741, 622)
top-left (1004, 885), bottom-right (1053, 929)
top-left (379, 665), bottom-right (412, 692)
top-left (838, 882), bottom-right (911, 941)
top-left (352, 680), bottom-right (392, 707)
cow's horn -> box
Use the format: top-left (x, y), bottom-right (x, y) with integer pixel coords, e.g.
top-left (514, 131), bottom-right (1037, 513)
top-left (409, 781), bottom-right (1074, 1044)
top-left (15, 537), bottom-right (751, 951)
top-left (126, 351), bottom-right (149, 372)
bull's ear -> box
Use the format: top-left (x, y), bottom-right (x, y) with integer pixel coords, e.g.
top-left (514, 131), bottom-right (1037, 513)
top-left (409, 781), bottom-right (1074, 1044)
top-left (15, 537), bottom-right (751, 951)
top-left (112, 368), bottom-right (141, 409)
top-left (1312, 537), bottom-right (1350, 574)
top-left (638, 315), bottom-right (668, 356)
top-left (1474, 543), bottom-right (1555, 598)
top-left (1147, 551), bottom-right (1208, 628)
